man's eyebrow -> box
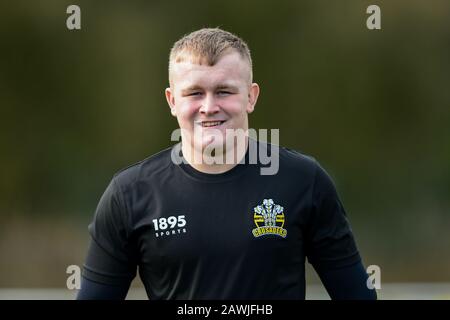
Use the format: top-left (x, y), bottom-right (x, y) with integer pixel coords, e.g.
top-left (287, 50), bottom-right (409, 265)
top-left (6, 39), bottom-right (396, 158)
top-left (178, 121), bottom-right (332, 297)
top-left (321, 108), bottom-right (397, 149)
top-left (215, 84), bottom-right (239, 91)
top-left (181, 83), bottom-right (239, 93)
top-left (181, 85), bottom-right (203, 93)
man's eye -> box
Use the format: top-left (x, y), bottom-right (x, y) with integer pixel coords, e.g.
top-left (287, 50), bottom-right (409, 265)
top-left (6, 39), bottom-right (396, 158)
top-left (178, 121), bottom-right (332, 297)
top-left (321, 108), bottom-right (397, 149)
top-left (188, 92), bottom-right (201, 96)
top-left (218, 91), bottom-right (231, 95)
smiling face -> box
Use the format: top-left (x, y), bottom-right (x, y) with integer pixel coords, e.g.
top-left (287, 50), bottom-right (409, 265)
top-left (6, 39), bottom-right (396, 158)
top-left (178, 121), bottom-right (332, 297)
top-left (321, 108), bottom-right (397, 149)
top-left (165, 50), bottom-right (259, 160)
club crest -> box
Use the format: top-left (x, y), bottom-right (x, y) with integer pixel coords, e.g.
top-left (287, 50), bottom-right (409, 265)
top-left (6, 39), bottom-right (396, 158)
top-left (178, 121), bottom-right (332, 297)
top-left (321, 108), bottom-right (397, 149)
top-left (252, 199), bottom-right (287, 238)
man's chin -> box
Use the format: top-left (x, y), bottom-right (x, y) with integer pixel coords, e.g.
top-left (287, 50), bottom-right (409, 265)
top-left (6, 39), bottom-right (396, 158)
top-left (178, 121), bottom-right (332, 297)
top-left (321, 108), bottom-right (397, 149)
top-left (190, 127), bottom-right (248, 153)
top-left (199, 134), bottom-right (226, 151)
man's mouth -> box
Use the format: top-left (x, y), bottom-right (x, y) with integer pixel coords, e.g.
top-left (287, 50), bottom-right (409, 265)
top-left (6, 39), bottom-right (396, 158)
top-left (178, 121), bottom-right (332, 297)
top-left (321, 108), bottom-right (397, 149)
top-left (199, 120), bottom-right (226, 128)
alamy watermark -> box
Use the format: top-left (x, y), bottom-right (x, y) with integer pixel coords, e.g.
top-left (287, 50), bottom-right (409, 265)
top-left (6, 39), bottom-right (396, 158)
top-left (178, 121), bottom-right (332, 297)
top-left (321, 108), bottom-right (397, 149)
top-left (66, 5), bottom-right (380, 31)
top-left (366, 5), bottom-right (381, 30)
top-left (66, 264), bottom-right (81, 290)
top-left (366, 264), bottom-right (381, 290)
top-left (170, 128), bottom-right (280, 176)
top-left (66, 5), bottom-right (81, 30)
top-left (66, 263), bottom-right (381, 291)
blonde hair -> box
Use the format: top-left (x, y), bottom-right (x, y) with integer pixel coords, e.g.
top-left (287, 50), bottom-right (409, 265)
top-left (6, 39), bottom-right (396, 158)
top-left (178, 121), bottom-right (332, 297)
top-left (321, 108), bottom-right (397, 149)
top-left (169, 28), bottom-right (253, 84)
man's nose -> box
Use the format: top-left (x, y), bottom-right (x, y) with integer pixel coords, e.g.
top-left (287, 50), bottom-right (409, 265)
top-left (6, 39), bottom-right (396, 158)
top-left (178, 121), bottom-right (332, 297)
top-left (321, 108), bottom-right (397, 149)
top-left (199, 94), bottom-right (220, 115)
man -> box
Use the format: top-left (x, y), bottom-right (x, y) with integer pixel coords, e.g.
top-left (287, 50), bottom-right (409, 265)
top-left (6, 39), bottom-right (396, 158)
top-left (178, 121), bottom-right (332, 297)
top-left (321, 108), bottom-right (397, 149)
top-left (77, 28), bottom-right (377, 300)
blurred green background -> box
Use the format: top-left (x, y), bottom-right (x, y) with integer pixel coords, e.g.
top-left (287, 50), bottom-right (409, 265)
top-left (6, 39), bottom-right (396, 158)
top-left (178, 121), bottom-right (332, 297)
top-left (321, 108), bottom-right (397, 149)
top-left (0, 0), bottom-right (449, 288)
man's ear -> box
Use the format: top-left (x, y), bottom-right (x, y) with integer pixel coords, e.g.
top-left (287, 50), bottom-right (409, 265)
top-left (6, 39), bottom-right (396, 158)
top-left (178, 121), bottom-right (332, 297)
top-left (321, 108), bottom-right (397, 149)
top-left (246, 83), bottom-right (260, 114)
top-left (165, 87), bottom-right (177, 117)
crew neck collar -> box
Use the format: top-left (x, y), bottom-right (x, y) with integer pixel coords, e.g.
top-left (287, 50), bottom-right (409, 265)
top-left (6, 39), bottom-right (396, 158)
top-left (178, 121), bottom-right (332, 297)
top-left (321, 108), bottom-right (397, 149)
top-left (175, 139), bottom-right (257, 183)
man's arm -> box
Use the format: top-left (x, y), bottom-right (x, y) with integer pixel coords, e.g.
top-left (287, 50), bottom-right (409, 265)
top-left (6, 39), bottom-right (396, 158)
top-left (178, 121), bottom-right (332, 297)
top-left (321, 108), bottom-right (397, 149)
top-left (314, 260), bottom-right (377, 300)
top-left (76, 237), bottom-right (136, 300)
top-left (77, 276), bottom-right (131, 300)
top-left (77, 178), bottom-right (138, 299)
top-left (305, 162), bottom-right (376, 299)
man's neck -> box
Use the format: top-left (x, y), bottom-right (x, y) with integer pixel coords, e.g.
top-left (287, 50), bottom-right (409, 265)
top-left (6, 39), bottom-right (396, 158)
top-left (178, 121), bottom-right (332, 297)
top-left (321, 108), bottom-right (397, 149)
top-left (181, 137), bottom-right (249, 174)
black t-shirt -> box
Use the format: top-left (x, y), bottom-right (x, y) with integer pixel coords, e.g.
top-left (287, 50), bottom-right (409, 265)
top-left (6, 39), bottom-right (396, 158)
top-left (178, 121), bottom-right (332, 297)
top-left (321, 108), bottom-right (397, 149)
top-left (82, 139), bottom-right (361, 299)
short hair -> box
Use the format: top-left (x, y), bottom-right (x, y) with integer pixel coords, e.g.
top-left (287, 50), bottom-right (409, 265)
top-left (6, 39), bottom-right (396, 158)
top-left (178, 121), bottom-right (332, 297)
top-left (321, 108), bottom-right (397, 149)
top-left (169, 27), bottom-right (253, 84)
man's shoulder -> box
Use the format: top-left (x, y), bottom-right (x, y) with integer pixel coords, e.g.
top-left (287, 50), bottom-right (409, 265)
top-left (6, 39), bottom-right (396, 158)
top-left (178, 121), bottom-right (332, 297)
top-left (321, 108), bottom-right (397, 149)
top-left (277, 144), bottom-right (341, 192)
top-left (279, 145), bottom-right (316, 164)
top-left (111, 144), bottom-right (175, 187)
top-left (252, 139), bottom-right (319, 179)
top-left (276, 143), bottom-right (318, 172)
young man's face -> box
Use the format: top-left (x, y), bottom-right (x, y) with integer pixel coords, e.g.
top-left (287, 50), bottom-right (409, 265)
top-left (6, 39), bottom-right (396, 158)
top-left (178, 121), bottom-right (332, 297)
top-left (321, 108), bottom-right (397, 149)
top-left (166, 51), bottom-right (259, 156)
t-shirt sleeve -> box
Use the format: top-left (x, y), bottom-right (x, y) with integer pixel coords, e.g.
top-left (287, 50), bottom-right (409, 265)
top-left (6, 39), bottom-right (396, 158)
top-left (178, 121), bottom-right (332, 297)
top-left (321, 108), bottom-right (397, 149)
top-left (304, 162), bottom-right (361, 272)
top-left (82, 178), bottom-right (138, 286)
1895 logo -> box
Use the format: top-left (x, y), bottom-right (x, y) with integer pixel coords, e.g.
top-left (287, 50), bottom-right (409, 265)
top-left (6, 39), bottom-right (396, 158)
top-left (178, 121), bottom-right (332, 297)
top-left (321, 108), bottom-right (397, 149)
top-left (153, 215), bottom-right (187, 238)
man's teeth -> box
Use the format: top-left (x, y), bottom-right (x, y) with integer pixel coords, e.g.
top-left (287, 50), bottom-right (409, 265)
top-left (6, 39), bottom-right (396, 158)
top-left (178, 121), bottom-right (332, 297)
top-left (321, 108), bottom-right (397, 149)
top-left (201, 121), bottom-right (224, 127)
